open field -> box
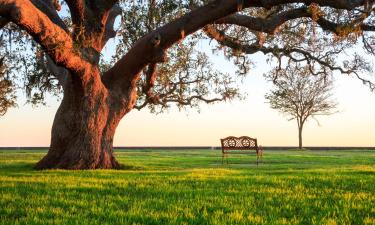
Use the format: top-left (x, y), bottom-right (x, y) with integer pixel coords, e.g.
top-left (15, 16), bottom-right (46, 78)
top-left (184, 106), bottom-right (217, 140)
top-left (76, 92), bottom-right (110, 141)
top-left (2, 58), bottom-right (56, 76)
top-left (1, 149), bottom-right (374, 225)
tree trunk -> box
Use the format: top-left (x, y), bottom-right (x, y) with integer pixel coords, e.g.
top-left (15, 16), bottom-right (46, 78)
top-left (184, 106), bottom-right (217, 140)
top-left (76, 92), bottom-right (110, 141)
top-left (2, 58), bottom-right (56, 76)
top-left (35, 70), bottom-right (133, 170)
top-left (298, 125), bottom-right (303, 150)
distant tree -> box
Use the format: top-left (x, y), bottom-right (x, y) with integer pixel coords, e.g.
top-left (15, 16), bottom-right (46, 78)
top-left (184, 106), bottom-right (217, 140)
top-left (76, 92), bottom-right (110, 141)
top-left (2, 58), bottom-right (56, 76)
top-left (265, 63), bottom-right (337, 149)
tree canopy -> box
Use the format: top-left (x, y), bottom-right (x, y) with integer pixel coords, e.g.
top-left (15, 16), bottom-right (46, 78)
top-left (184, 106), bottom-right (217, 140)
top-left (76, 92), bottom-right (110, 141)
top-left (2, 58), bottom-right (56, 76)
top-left (1, 0), bottom-right (374, 114)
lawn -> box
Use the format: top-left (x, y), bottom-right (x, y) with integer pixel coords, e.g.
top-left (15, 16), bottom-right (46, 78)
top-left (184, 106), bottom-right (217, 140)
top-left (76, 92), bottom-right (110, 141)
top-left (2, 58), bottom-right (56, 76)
top-left (0, 149), bottom-right (374, 225)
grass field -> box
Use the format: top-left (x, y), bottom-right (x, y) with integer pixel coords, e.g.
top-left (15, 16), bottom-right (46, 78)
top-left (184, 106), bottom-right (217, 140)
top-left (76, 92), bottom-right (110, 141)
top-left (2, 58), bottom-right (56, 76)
top-left (0, 149), bottom-right (374, 225)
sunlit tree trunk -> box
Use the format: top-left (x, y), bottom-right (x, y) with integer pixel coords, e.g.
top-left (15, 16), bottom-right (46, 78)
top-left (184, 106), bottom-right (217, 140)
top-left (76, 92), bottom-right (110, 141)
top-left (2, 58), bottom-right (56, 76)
top-left (36, 68), bottom-right (135, 169)
top-left (298, 125), bottom-right (303, 150)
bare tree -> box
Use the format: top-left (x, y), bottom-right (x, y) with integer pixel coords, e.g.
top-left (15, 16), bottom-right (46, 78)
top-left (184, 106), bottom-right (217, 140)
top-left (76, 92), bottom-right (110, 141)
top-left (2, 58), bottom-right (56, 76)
top-left (0, 0), bottom-right (375, 169)
top-left (265, 63), bottom-right (338, 149)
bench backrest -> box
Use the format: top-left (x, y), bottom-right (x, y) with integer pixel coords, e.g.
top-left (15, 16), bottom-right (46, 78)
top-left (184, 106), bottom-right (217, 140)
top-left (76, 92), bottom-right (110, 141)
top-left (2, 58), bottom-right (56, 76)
top-left (220, 136), bottom-right (258, 152)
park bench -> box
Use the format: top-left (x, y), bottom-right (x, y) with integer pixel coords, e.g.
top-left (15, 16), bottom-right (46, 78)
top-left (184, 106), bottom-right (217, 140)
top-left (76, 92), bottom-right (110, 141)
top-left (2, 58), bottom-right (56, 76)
top-left (220, 136), bottom-right (263, 165)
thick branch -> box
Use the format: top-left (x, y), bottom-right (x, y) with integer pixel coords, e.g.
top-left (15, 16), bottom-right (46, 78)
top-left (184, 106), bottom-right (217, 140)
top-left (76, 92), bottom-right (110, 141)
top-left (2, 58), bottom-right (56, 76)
top-left (65, 0), bottom-right (119, 25)
top-left (216, 7), bottom-right (375, 35)
top-left (103, 0), bottom-right (253, 90)
top-left (204, 25), bottom-right (272, 54)
top-left (65, 0), bottom-right (85, 26)
top-left (0, 16), bottom-right (9, 28)
top-left (104, 0), bottom-right (373, 91)
top-left (30, 0), bottom-right (67, 32)
top-left (0, 0), bottom-right (90, 77)
top-left (133, 63), bottom-right (164, 110)
top-left (254, 0), bottom-right (367, 10)
top-left (205, 25), bottom-right (375, 91)
top-left (97, 0), bottom-right (119, 11)
top-left (65, 0), bottom-right (120, 52)
top-left (143, 63), bottom-right (158, 98)
top-left (46, 55), bottom-right (70, 90)
top-left (1, 0), bottom-right (66, 31)
top-left (216, 7), bottom-right (310, 34)
top-left (102, 4), bottom-right (122, 47)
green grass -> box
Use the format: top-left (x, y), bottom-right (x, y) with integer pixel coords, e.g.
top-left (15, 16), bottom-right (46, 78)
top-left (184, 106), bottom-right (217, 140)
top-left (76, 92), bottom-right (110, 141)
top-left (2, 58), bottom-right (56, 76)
top-left (1, 149), bottom-right (374, 225)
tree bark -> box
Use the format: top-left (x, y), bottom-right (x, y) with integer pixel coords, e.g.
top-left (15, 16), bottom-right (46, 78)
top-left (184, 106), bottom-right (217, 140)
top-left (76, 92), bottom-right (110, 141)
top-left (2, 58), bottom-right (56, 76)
top-left (35, 69), bottom-right (133, 170)
top-left (298, 125), bottom-right (303, 150)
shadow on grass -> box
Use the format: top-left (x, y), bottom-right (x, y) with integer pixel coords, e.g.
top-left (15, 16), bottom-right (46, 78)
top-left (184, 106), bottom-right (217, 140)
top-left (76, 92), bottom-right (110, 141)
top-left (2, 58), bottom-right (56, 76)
top-left (119, 164), bottom-right (144, 170)
top-left (0, 162), bottom-right (35, 172)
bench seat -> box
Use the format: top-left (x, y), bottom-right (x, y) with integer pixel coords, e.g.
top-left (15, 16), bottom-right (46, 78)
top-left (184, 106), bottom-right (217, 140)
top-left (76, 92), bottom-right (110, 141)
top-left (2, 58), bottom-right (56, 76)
top-left (220, 136), bottom-right (263, 164)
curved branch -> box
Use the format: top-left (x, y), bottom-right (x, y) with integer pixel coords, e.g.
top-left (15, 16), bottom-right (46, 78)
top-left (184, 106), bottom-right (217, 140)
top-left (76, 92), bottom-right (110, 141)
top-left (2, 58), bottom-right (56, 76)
top-left (0, 0), bottom-right (90, 77)
top-left (103, 0), bottom-right (373, 90)
top-left (30, 0), bottom-right (67, 32)
top-left (65, 0), bottom-right (120, 52)
top-left (256, 0), bottom-right (366, 10)
top-left (1, 0), bottom-right (67, 31)
top-left (134, 63), bottom-right (163, 110)
top-left (143, 63), bottom-right (158, 98)
top-left (163, 95), bottom-right (227, 106)
top-left (205, 25), bottom-right (375, 91)
top-left (0, 16), bottom-right (9, 28)
top-left (102, 4), bottom-right (122, 47)
top-left (46, 55), bottom-right (70, 90)
top-left (103, 0), bottom-right (252, 90)
top-left (93, 0), bottom-right (119, 11)
top-left (64, 0), bottom-right (85, 26)
top-left (216, 7), bottom-right (311, 34)
top-left (134, 81), bottom-right (229, 111)
top-left (204, 25), bottom-right (272, 54)
top-left (216, 6), bottom-right (375, 35)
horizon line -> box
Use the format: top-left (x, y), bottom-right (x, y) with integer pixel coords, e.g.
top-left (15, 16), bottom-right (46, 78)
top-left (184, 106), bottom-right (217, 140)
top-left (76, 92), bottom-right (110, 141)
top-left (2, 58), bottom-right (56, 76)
top-left (1, 146), bottom-right (375, 150)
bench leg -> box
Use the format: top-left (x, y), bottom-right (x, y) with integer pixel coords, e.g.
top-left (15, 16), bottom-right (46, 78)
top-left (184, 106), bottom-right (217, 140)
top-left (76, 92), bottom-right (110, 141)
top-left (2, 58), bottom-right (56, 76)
top-left (222, 154), bottom-right (228, 164)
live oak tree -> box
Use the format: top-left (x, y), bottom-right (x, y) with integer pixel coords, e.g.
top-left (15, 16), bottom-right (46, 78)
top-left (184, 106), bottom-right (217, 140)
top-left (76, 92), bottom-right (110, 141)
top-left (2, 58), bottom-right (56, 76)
top-left (265, 63), bottom-right (337, 149)
top-left (1, 0), bottom-right (375, 169)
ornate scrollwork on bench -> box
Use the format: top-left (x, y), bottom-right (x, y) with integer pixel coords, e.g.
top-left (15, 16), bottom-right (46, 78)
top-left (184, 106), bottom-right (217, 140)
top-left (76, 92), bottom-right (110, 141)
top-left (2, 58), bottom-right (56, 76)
top-left (220, 136), bottom-right (263, 164)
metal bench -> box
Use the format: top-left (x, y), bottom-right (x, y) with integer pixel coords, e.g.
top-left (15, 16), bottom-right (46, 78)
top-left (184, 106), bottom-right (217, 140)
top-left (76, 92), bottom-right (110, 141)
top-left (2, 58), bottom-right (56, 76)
top-left (220, 136), bottom-right (263, 164)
